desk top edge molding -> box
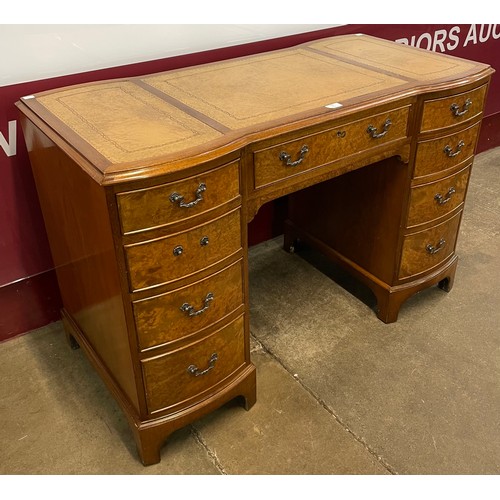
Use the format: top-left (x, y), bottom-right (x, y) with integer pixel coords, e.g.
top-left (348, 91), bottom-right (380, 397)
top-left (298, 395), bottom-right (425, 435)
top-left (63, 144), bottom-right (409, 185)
top-left (16, 34), bottom-right (494, 186)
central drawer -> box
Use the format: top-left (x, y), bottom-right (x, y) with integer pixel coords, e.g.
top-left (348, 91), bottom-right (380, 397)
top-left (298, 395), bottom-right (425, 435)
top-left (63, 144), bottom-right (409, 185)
top-left (141, 315), bottom-right (246, 414)
top-left (253, 106), bottom-right (409, 189)
top-left (125, 208), bottom-right (242, 291)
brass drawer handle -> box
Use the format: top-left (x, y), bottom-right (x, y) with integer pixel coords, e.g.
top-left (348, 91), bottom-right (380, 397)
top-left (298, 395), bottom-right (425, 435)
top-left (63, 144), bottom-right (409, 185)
top-left (279, 145), bottom-right (309, 167)
top-left (443, 140), bottom-right (465, 158)
top-left (426, 238), bottom-right (446, 255)
top-left (434, 187), bottom-right (456, 205)
top-left (180, 292), bottom-right (214, 317)
top-left (450, 98), bottom-right (472, 117)
top-left (187, 353), bottom-right (218, 377)
top-left (367, 118), bottom-right (392, 139)
top-left (170, 182), bottom-right (206, 208)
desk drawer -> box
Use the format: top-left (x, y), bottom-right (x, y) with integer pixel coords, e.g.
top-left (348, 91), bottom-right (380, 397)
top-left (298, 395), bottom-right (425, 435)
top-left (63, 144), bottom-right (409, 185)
top-left (399, 211), bottom-right (462, 279)
top-left (407, 165), bottom-right (470, 228)
top-left (117, 161), bottom-right (240, 235)
top-left (420, 84), bottom-right (487, 132)
top-left (125, 208), bottom-right (241, 291)
top-left (253, 106), bottom-right (409, 189)
top-left (141, 315), bottom-right (245, 413)
top-left (133, 260), bottom-right (244, 350)
top-left (414, 122), bottom-right (480, 179)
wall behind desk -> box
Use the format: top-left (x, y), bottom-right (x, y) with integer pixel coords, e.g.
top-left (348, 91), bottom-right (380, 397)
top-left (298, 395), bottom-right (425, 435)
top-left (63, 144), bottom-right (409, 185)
top-left (1, 24), bottom-right (499, 341)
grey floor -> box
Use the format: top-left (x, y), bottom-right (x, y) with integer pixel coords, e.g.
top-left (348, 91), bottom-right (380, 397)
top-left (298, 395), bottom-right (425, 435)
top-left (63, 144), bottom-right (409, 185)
top-left (1, 147), bottom-right (499, 475)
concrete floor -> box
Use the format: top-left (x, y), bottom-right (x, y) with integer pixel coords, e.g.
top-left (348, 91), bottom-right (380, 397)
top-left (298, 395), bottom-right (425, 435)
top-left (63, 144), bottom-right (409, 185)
top-left (1, 147), bottom-right (499, 474)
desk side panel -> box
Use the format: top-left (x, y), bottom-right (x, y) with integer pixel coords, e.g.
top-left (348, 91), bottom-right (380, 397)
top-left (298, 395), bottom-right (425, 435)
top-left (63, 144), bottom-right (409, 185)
top-left (20, 117), bottom-right (140, 412)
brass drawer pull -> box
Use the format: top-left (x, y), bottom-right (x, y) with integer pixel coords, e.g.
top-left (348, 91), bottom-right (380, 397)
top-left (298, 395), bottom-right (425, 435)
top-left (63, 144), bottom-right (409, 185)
top-left (443, 140), bottom-right (465, 158)
top-left (187, 353), bottom-right (218, 377)
top-left (180, 292), bottom-right (214, 317)
top-left (169, 182), bottom-right (207, 208)
top-left (279, 145), bottom-right (309, 167)
top-left (200, 236), bottom-right (209, 246)
top-left (367, 118), bottom-right (392, 139)
top-left (450, 98), bottom-right (472, 117)
top-left (434, 187), bottom-right (456, 205)
top-left (426, 238), bottom-right (446, 255)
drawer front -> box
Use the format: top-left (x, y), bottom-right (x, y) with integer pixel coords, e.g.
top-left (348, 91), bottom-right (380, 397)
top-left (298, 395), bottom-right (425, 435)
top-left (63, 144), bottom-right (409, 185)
top-left (414, 122), bottom-right (480, 179)
top-left (399, 211), bottom-right (462, 279)
top-left (125, 208), bottom-right (241, 291)
top-left (117, 161), bottom-right (240, 235)
top-left (253, 106), bottom-right (409, 188)
top-left (420, 84), bottom-right (487, 132)
top-left (133, 260), bottom-right (244, 350)
top-left (142, 315), bottom-right (245, 413)
top-left (407, 165), bottom-right (470, 227)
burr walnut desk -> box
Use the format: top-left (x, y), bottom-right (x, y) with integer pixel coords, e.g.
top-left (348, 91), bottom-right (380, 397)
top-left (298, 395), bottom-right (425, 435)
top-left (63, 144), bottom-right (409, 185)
top-left (17, 35), bottom-right (493, 465)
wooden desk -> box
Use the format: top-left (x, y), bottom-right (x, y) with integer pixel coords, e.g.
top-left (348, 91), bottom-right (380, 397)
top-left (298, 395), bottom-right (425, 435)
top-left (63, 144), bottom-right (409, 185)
top-left (17, 34), bottom-right (493, 465)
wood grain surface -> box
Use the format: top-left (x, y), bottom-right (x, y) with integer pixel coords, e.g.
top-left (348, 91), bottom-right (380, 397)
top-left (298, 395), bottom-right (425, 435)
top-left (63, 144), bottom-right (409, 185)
top-left (17, 33), bottom-right (494, 464)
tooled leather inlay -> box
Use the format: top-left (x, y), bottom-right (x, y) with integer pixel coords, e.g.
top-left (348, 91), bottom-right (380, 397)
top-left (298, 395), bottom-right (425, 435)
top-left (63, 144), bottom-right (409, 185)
top-left (142, 49), bottom-right (407, 129)
top-left (37, 81), bottom-right (222, 164)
